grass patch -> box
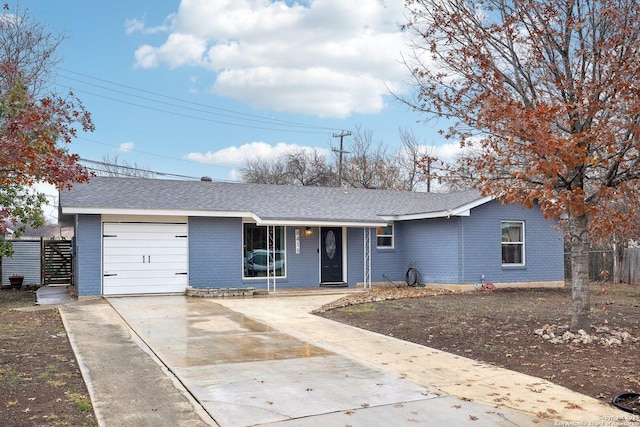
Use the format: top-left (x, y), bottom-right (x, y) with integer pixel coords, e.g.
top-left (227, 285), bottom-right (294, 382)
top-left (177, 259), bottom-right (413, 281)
top-left (47, 379), bottom-right (67, 388)
top-left (0, 289), bottom-right (35, 313)
top-left (336, 304), bottom-right (376, 314)
top-left (68, 393), bottom-right (93, 413)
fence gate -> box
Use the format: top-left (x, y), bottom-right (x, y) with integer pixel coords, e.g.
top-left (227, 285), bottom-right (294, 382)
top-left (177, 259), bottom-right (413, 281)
top-left (43, 240), bottom-right (73, 286)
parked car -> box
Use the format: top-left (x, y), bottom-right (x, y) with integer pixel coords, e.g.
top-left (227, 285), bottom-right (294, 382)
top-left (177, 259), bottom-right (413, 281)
top-left (244, 250), bottom-right (285, 277)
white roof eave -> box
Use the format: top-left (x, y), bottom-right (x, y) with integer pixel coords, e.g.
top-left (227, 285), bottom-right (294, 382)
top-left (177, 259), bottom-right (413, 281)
top-left (256, 219), bottom-right (388, 228)
top-left (379, 195), bottom-right (494, 221)
top-left (60, 207), bottom-right (389, 228)
top-left (60, 207), bottom-right (259, 221)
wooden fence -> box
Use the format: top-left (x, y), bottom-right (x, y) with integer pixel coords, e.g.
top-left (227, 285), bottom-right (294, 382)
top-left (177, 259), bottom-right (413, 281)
top-left (621, 247), bottom-right (640, 285)
top-left (564, 250), bottom-right (614, 281)
top-left (564, 248), bottom-right (640, 284)
top-left (1, 239), bottom-right (73, 287)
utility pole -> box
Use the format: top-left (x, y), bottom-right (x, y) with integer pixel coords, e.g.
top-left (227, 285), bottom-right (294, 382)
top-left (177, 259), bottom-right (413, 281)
top-left (425, 156), bottom-right (432, 193)
top-left (332, 130), bottom-right (351, 187)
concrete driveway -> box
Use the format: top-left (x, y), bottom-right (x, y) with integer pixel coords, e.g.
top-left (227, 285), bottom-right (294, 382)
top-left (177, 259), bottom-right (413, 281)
top-left (61, 294), bottom-right (619, 426)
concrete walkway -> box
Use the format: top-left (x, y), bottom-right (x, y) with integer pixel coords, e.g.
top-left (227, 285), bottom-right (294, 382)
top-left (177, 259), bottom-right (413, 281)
top-left (214, 294), bottom-right (624, 423)
top-left (61, 298), bottom-right (213, 426)
top-left (59, 293), bottom-right (624, 426)
top-left (36, 284), bottom-right (73, 305)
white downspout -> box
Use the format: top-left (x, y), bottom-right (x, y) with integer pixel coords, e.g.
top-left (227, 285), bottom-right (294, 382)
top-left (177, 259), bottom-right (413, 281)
top-left (363, 228), bottom-right (371, 289)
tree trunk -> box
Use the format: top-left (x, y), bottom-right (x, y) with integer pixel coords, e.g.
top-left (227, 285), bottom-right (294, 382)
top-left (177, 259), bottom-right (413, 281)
top-left (570, 214), bottom-right (591, 332)
top-left (612, 234), bottom-right (620, 284)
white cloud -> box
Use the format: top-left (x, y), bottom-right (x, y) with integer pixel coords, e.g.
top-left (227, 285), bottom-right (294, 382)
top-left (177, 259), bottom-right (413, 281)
top-left (124, 18), bottom-right (145, 35)
top-left (213, 67), bottom-right (385, 117)
top-left (132, 0), bottom-right (409, 118)
top-left (124, 15), bottom-right (174, 35)
top-left (184, 141), bottom-right (328, 166)
top-left (118, 141), bottom-right (135, 152)
top-left (135, 33), bottom-right (207, 69)
top-left (431, 142), bottom-right (464, 164)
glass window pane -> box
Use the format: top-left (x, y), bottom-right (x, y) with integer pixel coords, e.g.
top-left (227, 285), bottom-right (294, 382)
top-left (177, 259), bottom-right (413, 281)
top-left (377, 236), bottom-right (392, 247)
top-left (502, 244), bottom-right (522, 264)
top-left (501, 221), bottom-right (524, 265)
top-left (243, 224), bottom-right (286, 278)
top-left (501, 222), bottom-right (522, 243)
top-left (377, 225), bottom-right (392, 236)
top-left (376, 224), bottom-right (393, 247)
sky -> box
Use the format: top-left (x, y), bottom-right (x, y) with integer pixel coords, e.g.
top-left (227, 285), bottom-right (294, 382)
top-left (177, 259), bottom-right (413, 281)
top-left (16, 0), bottom-right (460, 217)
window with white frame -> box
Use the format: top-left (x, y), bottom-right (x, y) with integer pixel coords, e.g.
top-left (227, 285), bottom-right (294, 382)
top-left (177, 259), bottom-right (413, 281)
top-left (376, 224), bottom-right (394, 248)
top-left (243, 223), bottom-right (286, 278)
top-left (501, 221), bottom-right (524, 265)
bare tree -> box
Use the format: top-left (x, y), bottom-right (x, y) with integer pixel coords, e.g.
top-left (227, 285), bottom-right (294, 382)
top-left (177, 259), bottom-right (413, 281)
top-left (0, 3), bottom-right (65, 96)
top-left (242, 148), bottom-right (336, 186)
top-left (438, 144), bottom-right (485, 191)
top-left (94, 154), bottom-right (155, 178)
top-left (241, 128), bottom-right (439, 191)
top-left (285, 148), bottom-right (336, 186)
top-left (340, 126), bottom-right (403, 190)
top-left (242, 156), bottom-right (292, 185)
top-left (397, 127), bottom-right (435, 191)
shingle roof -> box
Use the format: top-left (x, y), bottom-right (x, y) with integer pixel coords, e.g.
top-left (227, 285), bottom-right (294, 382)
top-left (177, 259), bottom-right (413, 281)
top-left (59, 177), bottom-right (489, 225)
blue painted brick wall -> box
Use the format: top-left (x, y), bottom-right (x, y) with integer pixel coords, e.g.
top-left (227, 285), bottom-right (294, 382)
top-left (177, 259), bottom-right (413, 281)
top-left (346, 228), bottom-right (363, 285)
top-left (460, 200), bottom-right (564, 284)
top-left (370, 201), bottom-right (563, 285)
top-left (73, 201), bottom-right (563, 294)
top-left (398, 217), bottom-right (462, 283)
top-left (369, 226), bottom-right (405, 284)
top-left (76, 215), bottom-right (102, 296)
top-left (283, 226), bottom-right (321, 288)
top-left (189, 217), bottom-right (243, 288)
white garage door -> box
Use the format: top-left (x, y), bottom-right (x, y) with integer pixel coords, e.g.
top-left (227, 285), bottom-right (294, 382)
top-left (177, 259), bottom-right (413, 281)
top-left (103, 222), bottom-right (188, 295)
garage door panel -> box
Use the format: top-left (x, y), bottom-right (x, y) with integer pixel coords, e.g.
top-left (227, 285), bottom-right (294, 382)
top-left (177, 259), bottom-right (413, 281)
top-left (103, 256), bottom-right (187, 266)
top-left (103, 253), bottom-right (188, 264)
top-left (104, 280), bottom-right (184, 295)
top-left (104, 239), bottom-right (188, 245)
top-left (104, 223), bottom-right (187, 233)
top-left (104, 276), bottom-right (187, 285)
top-left (103, 230), bottom-right (186, 238)
top-left (103, 222), bottom-right (188, 295)
top-left (104, 270), bottom-right (187, 279)
top-left (103, 248), bottom-right (188, 259)
top-left (103, 240), bottom-right (188, 250)
top-left (104, 262), bottom-right (187, 272)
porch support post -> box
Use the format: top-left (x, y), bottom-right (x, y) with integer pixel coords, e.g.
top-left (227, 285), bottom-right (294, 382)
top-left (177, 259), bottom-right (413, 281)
top-left (363, 228), bottom-right (371, 289)
top-left (267, 225), bottom-right (276, 292)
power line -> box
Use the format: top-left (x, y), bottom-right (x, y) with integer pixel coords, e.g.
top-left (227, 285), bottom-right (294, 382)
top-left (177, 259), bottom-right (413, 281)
top-left (66, 87), bottom-right (336, 135)
top-left (80, 158), bottom-right (203, 180)
top-left (56, 68), bottom-right (343, 134)
top-left (60, 74), bottom-right (313, 129)
top-left (76, 136), bottom-right (220, 166)
top-left (75, 136), bottom-right (249, 177)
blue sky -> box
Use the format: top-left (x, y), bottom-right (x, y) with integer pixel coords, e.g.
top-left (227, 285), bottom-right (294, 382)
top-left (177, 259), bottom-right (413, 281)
top-left (18, 1), bottom-right (462, 219)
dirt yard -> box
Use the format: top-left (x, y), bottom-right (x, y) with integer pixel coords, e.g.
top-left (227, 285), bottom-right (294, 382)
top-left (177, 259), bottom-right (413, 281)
top-left (316, 282), bottom-right (640, 412)
top-left (0, 289), bottom-right (97, 426)
top-left (1, 282), bottom-right (638, 424)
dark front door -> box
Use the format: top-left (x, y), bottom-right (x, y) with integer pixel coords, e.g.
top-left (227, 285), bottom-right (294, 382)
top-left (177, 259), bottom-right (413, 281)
top-left (320, 227), bottom-right (343, 283)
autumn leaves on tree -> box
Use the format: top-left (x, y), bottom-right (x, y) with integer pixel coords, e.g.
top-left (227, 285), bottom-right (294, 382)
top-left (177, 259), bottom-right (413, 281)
top-left (403, 0), bottom-right (640, 331)
top-left (0, 3), bottom-right (93, 254)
